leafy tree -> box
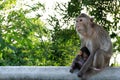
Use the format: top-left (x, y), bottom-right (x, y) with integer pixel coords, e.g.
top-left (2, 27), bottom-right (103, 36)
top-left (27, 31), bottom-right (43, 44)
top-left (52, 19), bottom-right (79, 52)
top-left (0, 0), bottom-right (50, 66)
top-left (47, 16), bottom-right (80, 65)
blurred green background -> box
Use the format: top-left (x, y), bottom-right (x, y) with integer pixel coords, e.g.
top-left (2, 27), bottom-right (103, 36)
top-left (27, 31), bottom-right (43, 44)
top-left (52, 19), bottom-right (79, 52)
top-left (0, 0), bottom-right (120, 66)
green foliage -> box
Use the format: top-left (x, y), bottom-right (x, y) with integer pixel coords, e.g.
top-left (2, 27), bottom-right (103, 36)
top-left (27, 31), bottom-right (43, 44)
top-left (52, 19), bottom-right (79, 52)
top-left (0, 0), bottom-right (120, 66)
top-left (0, 1), bottom-right (50, 66)
top-left (0, 9), bottom-right (50, 65)
top-left (49, 18), bottom-right (80, 66)
top-left (67, 0), bottom-right (82, 17)
top-left (0, 0), bottom-right (16, 10)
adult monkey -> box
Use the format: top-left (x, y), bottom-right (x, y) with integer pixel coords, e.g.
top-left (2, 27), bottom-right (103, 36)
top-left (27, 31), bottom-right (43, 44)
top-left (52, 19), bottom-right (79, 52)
top-left (75, 13), bottom-right (112, 77)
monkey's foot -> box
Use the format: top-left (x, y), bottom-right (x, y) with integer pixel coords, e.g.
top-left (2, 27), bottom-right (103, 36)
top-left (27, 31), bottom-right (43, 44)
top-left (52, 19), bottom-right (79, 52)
top-left (77, 72), bottom-right (83, 77)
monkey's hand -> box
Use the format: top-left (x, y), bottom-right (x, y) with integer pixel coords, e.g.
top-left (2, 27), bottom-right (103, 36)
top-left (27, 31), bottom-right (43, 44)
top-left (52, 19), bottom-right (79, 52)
top-left (70, 68), bottom-right (74, 73)
top-left (78, 71), bottom-right (83, 77)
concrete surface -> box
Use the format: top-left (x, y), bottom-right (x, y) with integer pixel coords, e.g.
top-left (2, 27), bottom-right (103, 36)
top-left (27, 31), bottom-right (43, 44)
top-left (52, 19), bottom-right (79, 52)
top-left (0, 66), bottom-right (120, 80)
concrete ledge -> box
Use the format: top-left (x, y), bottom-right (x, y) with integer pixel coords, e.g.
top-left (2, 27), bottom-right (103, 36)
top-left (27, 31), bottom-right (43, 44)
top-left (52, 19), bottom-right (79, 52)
top-left (0, 66), bottom-right (120, 80)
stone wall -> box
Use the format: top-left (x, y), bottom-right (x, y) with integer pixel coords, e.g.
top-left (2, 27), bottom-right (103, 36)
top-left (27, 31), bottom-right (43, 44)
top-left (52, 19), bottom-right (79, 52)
top-left (0, 66), bottom-right (120, 80)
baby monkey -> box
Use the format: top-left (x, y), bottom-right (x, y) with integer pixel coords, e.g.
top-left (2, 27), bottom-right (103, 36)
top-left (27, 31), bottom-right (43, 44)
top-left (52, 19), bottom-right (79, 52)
top-left (70, 47), bottom-right (90, 73)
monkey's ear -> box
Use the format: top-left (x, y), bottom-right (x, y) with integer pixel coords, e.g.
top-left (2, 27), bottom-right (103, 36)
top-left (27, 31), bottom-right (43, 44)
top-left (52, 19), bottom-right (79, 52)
top-left (90, 17), bottom-right (94, 22)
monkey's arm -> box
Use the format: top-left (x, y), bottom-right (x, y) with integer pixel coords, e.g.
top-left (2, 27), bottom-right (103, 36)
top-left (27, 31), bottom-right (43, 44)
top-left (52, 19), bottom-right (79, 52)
top-left (78, 48), bottom-right (96, 77)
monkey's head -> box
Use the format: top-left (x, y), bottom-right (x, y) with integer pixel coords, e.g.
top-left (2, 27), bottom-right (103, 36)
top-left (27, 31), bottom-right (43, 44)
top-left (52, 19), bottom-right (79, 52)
top-left (75, 13), bottom-right (94, 37)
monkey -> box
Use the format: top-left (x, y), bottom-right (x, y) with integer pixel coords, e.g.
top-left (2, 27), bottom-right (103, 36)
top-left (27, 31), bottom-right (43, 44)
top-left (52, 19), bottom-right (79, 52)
top-left (75, 13), bottom-right (112, 78)
top-left (70, 47), bottom-right (90, 73)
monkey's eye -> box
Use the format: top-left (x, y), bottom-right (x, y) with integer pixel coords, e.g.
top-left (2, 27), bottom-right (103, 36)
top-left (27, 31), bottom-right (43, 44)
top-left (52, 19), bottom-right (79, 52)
top-left (80, 19), bottom-right (82, 22)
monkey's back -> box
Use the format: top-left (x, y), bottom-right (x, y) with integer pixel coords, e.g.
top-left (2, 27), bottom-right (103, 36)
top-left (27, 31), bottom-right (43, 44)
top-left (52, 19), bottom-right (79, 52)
top-left (94, 24), bottom-right (112, 54)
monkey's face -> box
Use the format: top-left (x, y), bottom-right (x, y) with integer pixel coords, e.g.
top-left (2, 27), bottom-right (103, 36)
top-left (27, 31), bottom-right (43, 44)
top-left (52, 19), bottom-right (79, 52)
top-left (75, 15), bottom-right (94, 37)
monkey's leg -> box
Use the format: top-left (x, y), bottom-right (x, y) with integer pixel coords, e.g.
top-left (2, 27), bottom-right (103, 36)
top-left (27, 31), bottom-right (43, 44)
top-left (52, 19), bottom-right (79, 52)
top-left (104, 55), bottom-right (111, 67)
top-left (93, 49), bottom-right (106, 69)
top-left (70, 61), bottom-right (76, 73)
